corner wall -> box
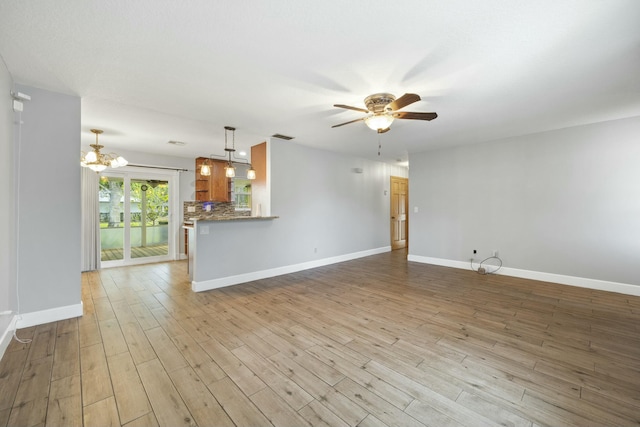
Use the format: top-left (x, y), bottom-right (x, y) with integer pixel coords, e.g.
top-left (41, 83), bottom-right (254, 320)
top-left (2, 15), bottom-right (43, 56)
top-left (15, 85), bottom-right (82, 322)
top-left (0, 56), bottom-right (15, 354)
top-left (408, 116), bottom-right (640, 291)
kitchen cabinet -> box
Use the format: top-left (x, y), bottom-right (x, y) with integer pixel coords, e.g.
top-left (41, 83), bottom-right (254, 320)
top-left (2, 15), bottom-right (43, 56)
top-left (195, 157), bottom-right (232, 202)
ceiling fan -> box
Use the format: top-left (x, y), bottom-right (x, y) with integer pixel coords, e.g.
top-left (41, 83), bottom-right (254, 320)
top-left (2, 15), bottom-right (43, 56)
top-left (332, 93), bottom-right (437, 133)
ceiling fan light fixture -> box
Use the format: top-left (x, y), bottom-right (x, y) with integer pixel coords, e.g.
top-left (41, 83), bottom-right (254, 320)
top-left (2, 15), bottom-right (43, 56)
top-left (365, 113), bottom-right (394, 132)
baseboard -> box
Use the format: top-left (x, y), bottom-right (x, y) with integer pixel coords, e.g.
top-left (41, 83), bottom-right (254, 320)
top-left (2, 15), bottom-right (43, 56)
top-left (14, 302), bottom-right (84, 329)
top-left (407, 254), bottom-right (640, 297)
top-left (0, 315), bottom-right (17, 360)
top-left (193, 246), bottom-right (392, 292)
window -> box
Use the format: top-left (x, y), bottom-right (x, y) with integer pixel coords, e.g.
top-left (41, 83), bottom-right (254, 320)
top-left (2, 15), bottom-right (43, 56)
top-left (233, 178), bottom-right (252, 211)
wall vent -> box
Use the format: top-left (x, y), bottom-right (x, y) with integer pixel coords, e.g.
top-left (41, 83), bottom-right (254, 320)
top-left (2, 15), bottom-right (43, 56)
top-left (271, 133), bottom-right (294, 140)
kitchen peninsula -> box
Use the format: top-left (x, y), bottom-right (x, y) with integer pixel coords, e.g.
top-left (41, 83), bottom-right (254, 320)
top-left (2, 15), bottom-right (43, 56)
top-left (184, 200), bottom-right (278, 291)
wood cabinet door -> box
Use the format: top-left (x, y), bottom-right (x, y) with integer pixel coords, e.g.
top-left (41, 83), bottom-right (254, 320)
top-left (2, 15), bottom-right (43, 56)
top-left (209, 160), bottom-right (231, 202)
top-left (194, 158), bottom-right (231, 202)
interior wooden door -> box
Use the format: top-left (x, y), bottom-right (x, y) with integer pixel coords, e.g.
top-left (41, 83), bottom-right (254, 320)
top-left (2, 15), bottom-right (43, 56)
top-left (390, 176), bottom-right (408, 250)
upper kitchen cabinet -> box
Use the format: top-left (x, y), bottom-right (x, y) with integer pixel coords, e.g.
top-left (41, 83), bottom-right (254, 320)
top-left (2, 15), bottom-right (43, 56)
top-left (195, 157), bottom-right (231, 202)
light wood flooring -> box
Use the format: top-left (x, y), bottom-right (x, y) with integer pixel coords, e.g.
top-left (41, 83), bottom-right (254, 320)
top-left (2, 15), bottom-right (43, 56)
top-left (1, 250), bottom-right (640, 426)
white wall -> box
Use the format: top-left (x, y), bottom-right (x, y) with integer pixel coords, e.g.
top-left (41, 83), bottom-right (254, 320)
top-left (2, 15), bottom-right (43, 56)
top-left (193, 139), bottom-right (407, 286)
top-left (408, 116), bottom-right (640, 288)
top-left (15, 85), bottom-right (82, 314)
top-left (0, 57), bottom-right (15, 344)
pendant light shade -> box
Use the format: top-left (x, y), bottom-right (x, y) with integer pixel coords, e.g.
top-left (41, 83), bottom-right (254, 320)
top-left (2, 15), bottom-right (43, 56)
top-left (200, 159), bottom-right (211, 176)
top-left (364, 113), bottom-right (394, 133)
top-left (246, 165), bottom-right (256, 180)
top-left (225, 162), bottom-right (236, 178)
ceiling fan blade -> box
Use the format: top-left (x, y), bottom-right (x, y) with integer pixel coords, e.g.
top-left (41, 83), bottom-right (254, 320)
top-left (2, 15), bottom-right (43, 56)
top-left (331, 117), bottom-right (366, 128)
top-left (334, 104), bottom-right (369, 113)
top-left (392, 111), bottom-right (438, 121)
top-left (386, 93), bottom-right (421, 111)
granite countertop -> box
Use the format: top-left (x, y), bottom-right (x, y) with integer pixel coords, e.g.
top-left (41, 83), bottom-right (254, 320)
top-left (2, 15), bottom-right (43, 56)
top-left (188, 215), bottom-right (279, 222)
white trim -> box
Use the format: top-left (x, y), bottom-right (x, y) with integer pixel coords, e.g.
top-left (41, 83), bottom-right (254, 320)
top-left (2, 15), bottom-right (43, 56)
top-left (407, 254), bottom-right (640, 297)
top-left (14, 302), bottom-right (83, 329)
top-left (193, 246), bottom-right (391, 292)
top-left (0, 315), bottom-right (17, 360)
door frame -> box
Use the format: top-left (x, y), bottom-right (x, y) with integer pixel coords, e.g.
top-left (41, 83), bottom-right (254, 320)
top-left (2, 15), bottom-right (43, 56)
top-left (390, 176), bottom-right (409, 250)
top-left (99, 166), bottom-right (179, 268)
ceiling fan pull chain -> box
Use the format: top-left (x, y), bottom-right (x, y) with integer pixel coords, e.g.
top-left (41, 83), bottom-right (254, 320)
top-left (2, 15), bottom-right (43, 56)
top-left (378, 135), bottom-right (382, 156)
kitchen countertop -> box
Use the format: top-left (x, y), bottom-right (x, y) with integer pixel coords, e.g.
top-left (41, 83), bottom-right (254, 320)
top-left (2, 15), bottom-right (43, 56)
top-left (188, 215), bottom-right (279, 222)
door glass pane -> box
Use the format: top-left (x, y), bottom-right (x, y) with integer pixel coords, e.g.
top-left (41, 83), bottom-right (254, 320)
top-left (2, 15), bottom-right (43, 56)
top-left (100, 176), bottom-right (124, 261)
top-left (131, 179), bottom-right (169, 259)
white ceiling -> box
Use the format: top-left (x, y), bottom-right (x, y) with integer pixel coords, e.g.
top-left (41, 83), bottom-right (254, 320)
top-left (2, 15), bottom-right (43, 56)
top-left (1, 0), bottom-right (639, 165)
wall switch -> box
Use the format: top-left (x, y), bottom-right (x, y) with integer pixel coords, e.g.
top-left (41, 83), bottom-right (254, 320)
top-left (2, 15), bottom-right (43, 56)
top-left (200, 225), bottom-right (209, 235)
top-left (413, 206), bottom-right (419, 213)
top-left (187, 206), bottom-right (196, 212)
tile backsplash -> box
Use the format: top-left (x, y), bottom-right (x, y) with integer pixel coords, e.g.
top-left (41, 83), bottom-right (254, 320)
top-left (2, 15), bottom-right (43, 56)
top-left (183, 201), bottom-right (251, 219)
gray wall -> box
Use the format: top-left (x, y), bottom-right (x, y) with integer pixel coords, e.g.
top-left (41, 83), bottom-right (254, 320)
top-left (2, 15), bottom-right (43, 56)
top-left (0, 58), bottom-right (15, 334)
top-left (269, 139), bottom-right (406, 263)
top-left (16, 85), bottom-right (82, 312)
top-left (408, 116), bottom-right (640, 286)
top-left (194, 139), bottom-right (407, 280)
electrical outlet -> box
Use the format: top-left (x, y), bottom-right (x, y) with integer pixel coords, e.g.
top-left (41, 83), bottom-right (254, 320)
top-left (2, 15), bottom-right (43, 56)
top-left (493, 250), bottom-right (499, 257)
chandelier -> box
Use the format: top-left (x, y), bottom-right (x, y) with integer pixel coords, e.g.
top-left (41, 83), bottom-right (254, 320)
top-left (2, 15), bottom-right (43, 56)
top-left (80, 129), bottom-right (128, 172)
top-left (201, 126), bottom-right (256, 180)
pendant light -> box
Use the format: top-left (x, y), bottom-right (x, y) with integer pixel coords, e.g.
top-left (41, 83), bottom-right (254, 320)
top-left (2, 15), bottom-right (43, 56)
top-left (200, 126), bottom-right (255, 180)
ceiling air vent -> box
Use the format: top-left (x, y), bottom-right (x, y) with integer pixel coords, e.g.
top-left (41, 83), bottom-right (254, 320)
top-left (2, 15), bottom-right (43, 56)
top-left (271, 133), bottom-right (294, 140)
top-left (168, 140), bottom-right (186, 146)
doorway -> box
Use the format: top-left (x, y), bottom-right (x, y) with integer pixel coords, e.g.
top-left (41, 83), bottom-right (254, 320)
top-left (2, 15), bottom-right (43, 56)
top-left (390, 176), bottom-right (408, 250)
top-left (99, 168), bottom-right (177, 267)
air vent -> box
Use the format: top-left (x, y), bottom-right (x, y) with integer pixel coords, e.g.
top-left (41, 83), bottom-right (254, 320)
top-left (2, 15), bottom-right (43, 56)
top-left (271, 133), bottom-right (294, 140)
top-left (168, 140), bottom-right (186, 146)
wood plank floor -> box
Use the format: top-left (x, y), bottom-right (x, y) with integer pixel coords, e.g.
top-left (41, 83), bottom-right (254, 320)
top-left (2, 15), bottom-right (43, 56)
top-left (2, 250), bottom-right (640, 426)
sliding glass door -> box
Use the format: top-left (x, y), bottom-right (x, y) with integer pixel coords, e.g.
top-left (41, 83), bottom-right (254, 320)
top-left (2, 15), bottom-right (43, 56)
top-left (100, 168), bottom-right (176, 267)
